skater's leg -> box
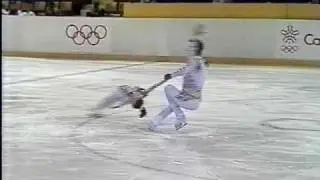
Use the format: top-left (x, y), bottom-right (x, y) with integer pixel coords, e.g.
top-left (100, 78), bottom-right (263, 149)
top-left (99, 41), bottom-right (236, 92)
top-left (169, 100), bottom-right (188, 130)
top-left (165, 85), bottom-right (200, 110)
top-left (149, 106), bottom-right (173, 129)
top-left (164, 85), bottom-right (201, 130)
top-left (164, 84), bottom-right (180, 104)
top-left (91, 90), bottom-right (128, 114)
top-left (150, 84), bottom-right (199, 130)
top-left (92, 96), bottom-right (119, 111)
top-left (164, 85), bottom-right (188, 130)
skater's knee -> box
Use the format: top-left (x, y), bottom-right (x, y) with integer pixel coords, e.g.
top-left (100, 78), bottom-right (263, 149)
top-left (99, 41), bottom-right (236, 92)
top-left (164, 84), bottom-right (175, 92)
top-left (165, 84), bottom-right (175, 98)
top-left (165, 84), bottom-right (178, 95)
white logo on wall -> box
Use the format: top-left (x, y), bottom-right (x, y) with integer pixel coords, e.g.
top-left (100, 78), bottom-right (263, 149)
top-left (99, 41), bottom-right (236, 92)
top-left (280, 25), bottom-right (299, 53)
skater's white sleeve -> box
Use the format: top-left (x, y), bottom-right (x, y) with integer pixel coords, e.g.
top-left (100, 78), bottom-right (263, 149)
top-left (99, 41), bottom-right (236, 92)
top-left (171, 64), bottom-right (194, 78)
top-left (115, 98), bottom-right (131, 107)
top-left (171, 57), bottom-right (206, 78)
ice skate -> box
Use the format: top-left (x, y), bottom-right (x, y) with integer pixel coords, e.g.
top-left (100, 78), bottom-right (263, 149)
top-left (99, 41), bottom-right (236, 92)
top-left (175, 121), bottom-right (188, 130)
top-left (148, 121), bottom-right (158, 131)
top-left (149, 116), bottom-right (164, 131)
top-left (87, 112), bottom-right (104, 119)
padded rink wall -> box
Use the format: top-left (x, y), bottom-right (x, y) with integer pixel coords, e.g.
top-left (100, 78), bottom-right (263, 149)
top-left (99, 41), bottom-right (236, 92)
top-left (124, 3), bottom-right (320, 20)
top-left (2, 3), bottom-right (320, 67)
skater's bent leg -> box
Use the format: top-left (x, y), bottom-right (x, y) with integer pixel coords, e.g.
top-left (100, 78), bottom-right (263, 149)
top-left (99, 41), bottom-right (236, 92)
top-left (150, 106), bottom-right (173, 128)
top-left (92, 97), bottom-right (115, 111)
top-left (169, 101), bottom-right (185, 123)
top-left (164, 84), bottom-right (180, 103)
top-left (176, 98), bottom-right (200, 110)
top-left (158, 106), bottom-right (173, 119)
top-left (169, 101), bottom-right (188, 130)
top-left (92, 92), bottom-right (126, 112)
top-left (151, 84), bottom-right (179, 126)
top-left (164, 84), bottom-right (186, 122)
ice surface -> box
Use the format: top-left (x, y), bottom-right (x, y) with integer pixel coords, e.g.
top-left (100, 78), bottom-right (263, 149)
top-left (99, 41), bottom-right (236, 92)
top-left (2, 57), bottom-right (320, 180)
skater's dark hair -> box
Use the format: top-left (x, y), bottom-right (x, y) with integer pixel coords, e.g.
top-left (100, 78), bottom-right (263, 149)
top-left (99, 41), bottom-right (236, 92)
top-left (133, 99), bottom-right (144, 109)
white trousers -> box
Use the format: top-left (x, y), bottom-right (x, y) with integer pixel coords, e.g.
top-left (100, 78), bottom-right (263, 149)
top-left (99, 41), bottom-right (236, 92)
top-left (92, 87), bottom-right (130, 112)
top-left (92, 85), bottom-right (145, 112)
top-left (152, 84), bottom-right (200, 125)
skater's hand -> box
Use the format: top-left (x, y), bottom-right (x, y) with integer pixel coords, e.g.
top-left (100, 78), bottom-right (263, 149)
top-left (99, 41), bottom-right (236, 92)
top-left (164, 74), bottom-right (172, 80)
top-left (139, 107), bottom-right (147, 118)
top-left (133, 99), bottom-right (144, 109)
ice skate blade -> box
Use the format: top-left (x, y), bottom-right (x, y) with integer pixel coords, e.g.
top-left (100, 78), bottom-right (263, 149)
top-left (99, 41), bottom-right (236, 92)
top-left (88, 113), bottom-right (104, 119)
top-left (111, 105), bottom-right (120, 109)
top-left (148, 122), bottom-right (157, 132)
top-left (175, 122), bottom-right (188, 131)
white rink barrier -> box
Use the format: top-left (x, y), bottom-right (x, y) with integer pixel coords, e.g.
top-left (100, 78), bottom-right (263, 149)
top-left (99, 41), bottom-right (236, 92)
top-left (2, 16), bottom-right (320, 66)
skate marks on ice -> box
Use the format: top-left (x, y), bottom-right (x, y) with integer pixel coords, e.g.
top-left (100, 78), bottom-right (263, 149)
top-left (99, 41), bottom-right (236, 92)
top-left (45, 89), bottom-right (211, 179)
top-left (67, 109), bottom-right (320, 180)
top-left (49, 106), bottom-right (217, 179)
top-left (56, 87), bottom-right (320, 180)
top-left (65, 95), bottom-right (320, 180)
top-left (73, 140), bottom-right (220, 180)
top-left (4, 58), bottom-right (320, 180)
top-left (260, 118), bottom-right (320, 132)
top-left (65, 109), bottom-right (221, 180)
top-left (3, 60), bottom-right (157, 85)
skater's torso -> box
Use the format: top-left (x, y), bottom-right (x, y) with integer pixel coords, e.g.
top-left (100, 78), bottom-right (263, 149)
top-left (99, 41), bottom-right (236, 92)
top-left (172, 56), bottom-right (206, 100)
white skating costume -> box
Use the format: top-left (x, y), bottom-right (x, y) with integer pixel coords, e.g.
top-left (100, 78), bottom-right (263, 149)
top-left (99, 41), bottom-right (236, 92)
top-left (91, 85), bottom-right (147, 117)
top-left (150, 39), bottom-right (208, 130)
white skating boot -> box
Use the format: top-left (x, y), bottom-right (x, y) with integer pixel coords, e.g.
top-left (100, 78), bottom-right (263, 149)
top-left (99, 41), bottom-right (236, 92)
top-left (148, 121), bottom-right (157, 131)
top-left (148, 115), bottom-right (163, 131)
top-left (88, 107), bottom-right (104, 119)
top-left (174, 121), bottom-right (188, 130)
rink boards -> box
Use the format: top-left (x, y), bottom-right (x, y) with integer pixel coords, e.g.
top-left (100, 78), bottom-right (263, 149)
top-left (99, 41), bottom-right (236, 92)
top-left (124, 3), bottom-right (320, 19)
top-left (2, 16), bottom-right (320, 66)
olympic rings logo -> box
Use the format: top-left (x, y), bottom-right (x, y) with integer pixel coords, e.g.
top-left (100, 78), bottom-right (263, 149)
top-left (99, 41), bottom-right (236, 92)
top-left (65, 24), bottom-right (107, 46)
top-left (280, 45), bottom-right (299, 53)
top-left (280, 25), bottom-right (300, 53)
